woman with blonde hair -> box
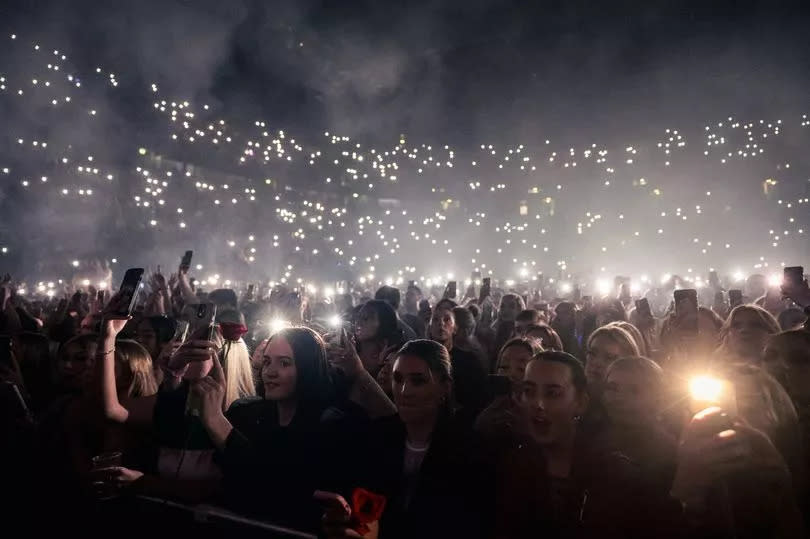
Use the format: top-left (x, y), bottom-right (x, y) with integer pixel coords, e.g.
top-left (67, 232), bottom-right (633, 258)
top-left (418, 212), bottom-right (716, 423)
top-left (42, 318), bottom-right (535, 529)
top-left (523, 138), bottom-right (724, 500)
top-left (114, 340), bottom-right (158, 398)
top-left (717, 304), bottom-right (780, 366)
top-left (584, 324), bottom-right (640, 396)
top-left (216, 309), bottom-right (256, 409)
top-left (605, 320), bottom-right (648, 357)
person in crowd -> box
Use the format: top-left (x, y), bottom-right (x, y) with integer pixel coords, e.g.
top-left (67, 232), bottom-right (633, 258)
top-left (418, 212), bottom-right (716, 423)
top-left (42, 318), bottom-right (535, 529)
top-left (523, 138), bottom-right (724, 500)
top-left (452, 306), bottom-right (488, 372)
top-left (319, 339), bottom-right (485, 539)
top-left (133, 315), bottom-right (177, 383)
top-left (514, 309), bottom-right (543, 336)
top-left (670, 406), bottom-right (804, 538)
top-left (551, 301), bottom-right (582, 359)
top-left (598, 356), bottom-right (677, 491)
top-left (777, 307), bottom-right (807, 331)
top-left (523, 323), bottom-right (564, 351)
top-left (375, 285), bottom-right (419, 340)
top-left (495, 337), bottom-right (543, 392)
top-left (195, 326), bottom-right (394, 531)
top-left (604, 320), bottom-right (648, 357)
top-left (417, 298), bottom-right (432, 330)
top-left (764, 329), bottom-right (810, 518)
top-left (716, 304), bottom-right (780, 366)
top-left (584, 325), bottom-right (640, 398)
top-left (355, 299), bottom-right (404, 377)
top-left (428, 301), bottom-right (488, 417)
top-left (491, 294), bottom-right (525, 367)
top-left (112, 339), bottom-right (158, 398)
top-left (494, 351), bottom-right (683, 538)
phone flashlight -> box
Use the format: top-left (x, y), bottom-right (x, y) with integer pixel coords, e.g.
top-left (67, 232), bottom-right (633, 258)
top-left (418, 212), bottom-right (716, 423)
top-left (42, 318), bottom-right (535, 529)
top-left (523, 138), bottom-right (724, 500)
top-left (328, 314), bottom-right (342, 329)
top-left (270, 319), bottom-right (290, 334)
top-left (688, 375), bottom-right (737, 415)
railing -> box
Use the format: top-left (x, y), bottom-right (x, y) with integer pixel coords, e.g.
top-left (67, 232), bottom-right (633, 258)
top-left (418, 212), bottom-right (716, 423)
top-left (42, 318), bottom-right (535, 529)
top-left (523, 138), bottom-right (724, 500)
top-left (98, 495), bottom-right (317, 539)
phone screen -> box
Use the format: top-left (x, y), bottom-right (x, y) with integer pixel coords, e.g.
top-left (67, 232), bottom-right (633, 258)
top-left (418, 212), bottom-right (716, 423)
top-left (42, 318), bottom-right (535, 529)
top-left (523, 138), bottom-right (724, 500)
top-left (728, 289), bottom-right (743, 308)
top-left (180, 250), bottom-right (193, 269)
top-left (784, 266), bottom-right (804, 288)
top-left (447, 281), bottom-right (457, 299)
top-left (674, 289), bottom-right (698, 333)
top-left (183, 303), bottom-right (217, 341)
top-left (115, 268), bottom-right (145, 317)
top-left (635, 298), bottom-right (652, 318)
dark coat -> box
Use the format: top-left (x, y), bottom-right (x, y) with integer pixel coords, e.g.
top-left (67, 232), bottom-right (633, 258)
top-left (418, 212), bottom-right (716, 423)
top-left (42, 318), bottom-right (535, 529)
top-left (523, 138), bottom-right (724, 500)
top-left (494, 437), bottom-right (685, 539)
top-left (352, 414), bottom-right (488, 539)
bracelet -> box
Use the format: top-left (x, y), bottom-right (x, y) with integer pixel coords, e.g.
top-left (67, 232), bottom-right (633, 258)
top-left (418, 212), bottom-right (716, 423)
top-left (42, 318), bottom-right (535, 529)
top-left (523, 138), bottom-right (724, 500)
top-left (97, 348), bottom-right (115, 356)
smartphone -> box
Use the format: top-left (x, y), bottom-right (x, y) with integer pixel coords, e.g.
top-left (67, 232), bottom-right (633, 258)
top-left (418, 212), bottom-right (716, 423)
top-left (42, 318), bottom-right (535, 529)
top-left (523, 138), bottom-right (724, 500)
top-left (478, 278), bottom-right (491, 303)
top-left (673, 289), bottom-right (698, 334)
top-left (728, 289), bottom-right (743, 308)
top-left (708, 270), bottom-right (720, 287)
top-left (183, 302), bottom-right (217, 341)
top-left (247, 283), bottom-right (255, 300)
top-left (447, 281), bottom-right (457, 299)
top-left (180, 250), bottom-right (193, 270)
top-left (408, 280), bottom-right (416, 288)
top-left (96, 290), bottom-right (105, 305)
top-left (784, 266), bottom-right (804, 288)
top-left (172, 319), bottom-right (190, 342)
top-left (635, 298), bottom-right (652, 318)
top-left (114, 268), bottom-right (145, 317)
top-left (488, 374), bottom-right (513, 398)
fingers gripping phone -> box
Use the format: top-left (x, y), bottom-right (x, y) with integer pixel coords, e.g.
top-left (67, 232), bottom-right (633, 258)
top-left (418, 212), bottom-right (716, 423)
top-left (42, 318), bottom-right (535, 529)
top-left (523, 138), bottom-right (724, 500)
top-left (180, 250), bottom-right (193, 271)
top-left (113, 268), bottom-right (145, 317)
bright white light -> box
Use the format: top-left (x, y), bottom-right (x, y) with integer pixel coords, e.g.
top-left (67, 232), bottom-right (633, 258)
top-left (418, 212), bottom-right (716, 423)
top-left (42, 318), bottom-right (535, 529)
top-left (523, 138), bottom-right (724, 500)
top-left (81, 279), bottom-right (91, 286)
top-left (660, 273), bottom-right (671, 285)
top-left (733, 271), bottom-right (745, 282)
top-left (328, 315), bottom-right (342, 328)
top-left (98, 281), bottom-right (108, 289)
top-left (270, 319), bottom-right (290, 334)
top-left (518, 267), bottom-right (529, 278)
top-left (47, 290), bottom-right (56, 298)
top-left (768, 273), bottom-right (782, 287)
top-left (560, 282), bottom-right (572, 294)
top-left (71, 260), bottom-right (80, 268)
top-left (630, 282), bottom-right (641, 293)
top-left (689, 376), bottom-right (723, 402)
top-left (596, 279), bottom-right (611, 296)
top-left (323, 287), bottom-right (334, 297)
top-left (640, 275), bottom-right (649, 283)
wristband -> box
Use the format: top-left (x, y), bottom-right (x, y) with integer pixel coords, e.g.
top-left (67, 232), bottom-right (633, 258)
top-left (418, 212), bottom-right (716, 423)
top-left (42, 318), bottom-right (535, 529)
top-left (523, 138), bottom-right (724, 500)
top-left (97, 348), bottom-right (115, 357)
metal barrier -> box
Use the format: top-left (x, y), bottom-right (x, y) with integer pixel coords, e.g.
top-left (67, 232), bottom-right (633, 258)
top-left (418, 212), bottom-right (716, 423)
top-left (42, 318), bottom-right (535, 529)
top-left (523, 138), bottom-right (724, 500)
top-left (97, 495), bottom-right (317, 539)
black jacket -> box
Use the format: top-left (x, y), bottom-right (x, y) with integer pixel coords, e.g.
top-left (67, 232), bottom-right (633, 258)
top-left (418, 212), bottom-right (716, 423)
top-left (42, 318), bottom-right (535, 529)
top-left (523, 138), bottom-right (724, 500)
top-left (494, 437), bottom-right (685, 539)
top-left (218, 399), bottom-right (369, 532)
top-left (351, 414), bottom-right (487, 539)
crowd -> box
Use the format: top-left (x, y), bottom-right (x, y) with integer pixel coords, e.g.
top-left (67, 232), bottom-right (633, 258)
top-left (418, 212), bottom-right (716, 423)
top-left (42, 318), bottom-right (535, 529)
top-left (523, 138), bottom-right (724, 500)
top-left (1, 259), bottom-right (809, 539)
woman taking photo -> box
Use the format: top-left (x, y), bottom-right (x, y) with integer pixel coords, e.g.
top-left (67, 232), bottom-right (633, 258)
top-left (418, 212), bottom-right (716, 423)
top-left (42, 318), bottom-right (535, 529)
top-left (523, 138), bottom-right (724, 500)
top-left (194, 326), bottom-right (395, 531)
top-left (354, 300), bottom-right (404, 377)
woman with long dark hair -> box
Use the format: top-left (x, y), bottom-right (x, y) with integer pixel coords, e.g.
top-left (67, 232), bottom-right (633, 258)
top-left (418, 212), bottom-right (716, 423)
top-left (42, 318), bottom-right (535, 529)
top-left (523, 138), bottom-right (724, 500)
top-left (354, 300), bottom-right (404, 377)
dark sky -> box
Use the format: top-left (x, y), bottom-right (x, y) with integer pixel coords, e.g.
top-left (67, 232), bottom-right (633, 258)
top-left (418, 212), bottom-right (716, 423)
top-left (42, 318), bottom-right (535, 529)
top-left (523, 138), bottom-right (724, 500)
top-left (3, 0), bottom-right (810, 144)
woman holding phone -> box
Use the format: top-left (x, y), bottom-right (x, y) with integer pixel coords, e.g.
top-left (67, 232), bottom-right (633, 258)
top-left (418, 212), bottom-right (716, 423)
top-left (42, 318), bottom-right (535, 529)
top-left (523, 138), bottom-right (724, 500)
top-left (193, 326), bottom-right (393, 531)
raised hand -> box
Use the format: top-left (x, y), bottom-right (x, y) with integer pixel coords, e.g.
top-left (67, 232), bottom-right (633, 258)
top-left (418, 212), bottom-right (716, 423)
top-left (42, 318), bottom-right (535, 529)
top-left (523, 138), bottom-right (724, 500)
top-left (192, 354), bottom-right (227, 421)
